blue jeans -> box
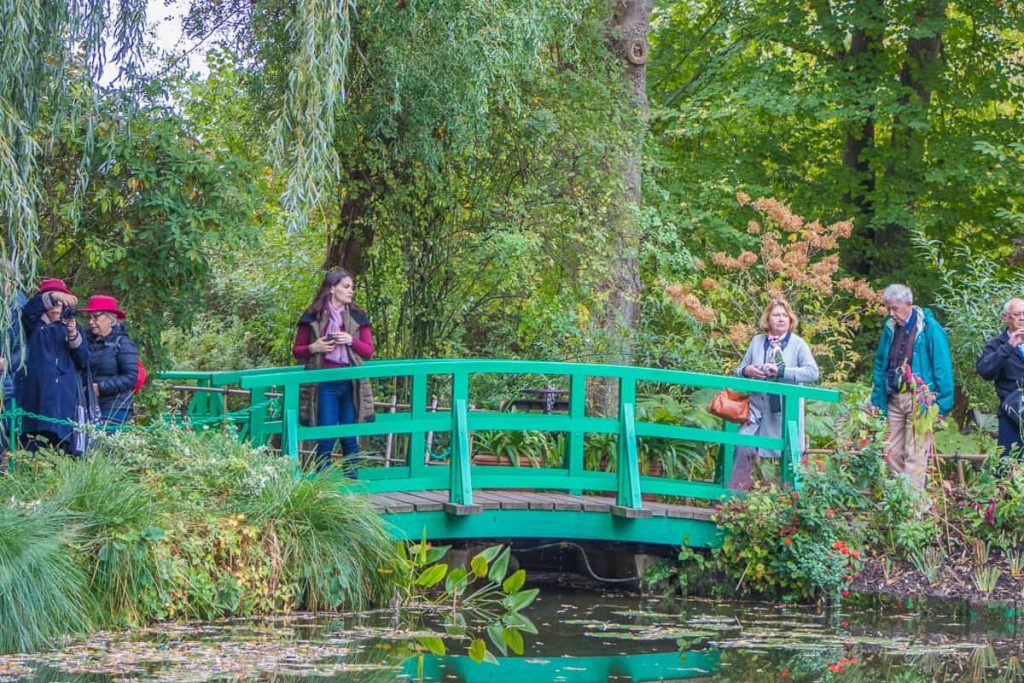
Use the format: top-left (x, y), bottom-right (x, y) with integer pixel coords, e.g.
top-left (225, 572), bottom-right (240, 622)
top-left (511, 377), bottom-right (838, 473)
top-left (315, 380), bottom-right (359, 474)
top-left (998, 409), bottom-right (1023, 459)
top-left (101, 407), bottom-right (131, 431)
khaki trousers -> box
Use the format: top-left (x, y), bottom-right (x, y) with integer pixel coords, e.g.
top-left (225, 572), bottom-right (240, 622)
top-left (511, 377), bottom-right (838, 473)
top-left (885, 392), bottom-right (933, 490)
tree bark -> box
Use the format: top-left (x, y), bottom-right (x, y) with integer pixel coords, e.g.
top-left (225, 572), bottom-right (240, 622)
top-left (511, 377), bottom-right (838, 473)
top-left (876, 0), bottom-right (946, 272)
top-left (592, 0), bottom-right (650, 414)
top-left (324, 168), bottom-right (376, 274)
top-left (838, 0), bottom-right (885, 276)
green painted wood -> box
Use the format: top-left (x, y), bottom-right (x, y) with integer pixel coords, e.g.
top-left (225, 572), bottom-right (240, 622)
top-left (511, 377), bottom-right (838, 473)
top-left (283, 408), bottom-right (299, 463)
top-left (716, 421), bottom-right (738, 486)
top-left (781, 395), bottom-right (802, 490)
top-left (247, 386), bottom-right (269, 447)
top-left (450, 398), bottom-right (473, 506)
top-left (380, 509), bottom-right (722, 547)
top-left (408, 372), bottom-right (428, 477)
top-left (785, 418), bottom-right (803, 492)
top-left (401, 649), bottom-right (721, 682)
top-left (566, 372), bottom-right (586, 494)
top-left (616, 402), bottom-right (641, 509)
top-left (237, 359), bottom-right (840, 403)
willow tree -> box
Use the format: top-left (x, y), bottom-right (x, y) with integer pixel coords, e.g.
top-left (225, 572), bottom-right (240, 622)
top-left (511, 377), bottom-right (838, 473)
top-left (184, 0), bottom-right (629, 358)
top-left (1, 0), bottom-right (146, 355)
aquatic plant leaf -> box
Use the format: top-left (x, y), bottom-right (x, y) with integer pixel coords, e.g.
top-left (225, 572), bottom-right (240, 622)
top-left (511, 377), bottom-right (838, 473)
top-left (470, 555), bottom-right (488, 578)
top-left (502, 569), bottom-right (526, 595)
top-left (477, 545), bottom-right (504, 563)
top-left (417, 636), bottom-right (446, 655)
top-left (502, 627), bottom-right (524, 655)
top-left (502, 612), bottom-right (538, 634)
top-left (415, 564), bottom-right (447, 588)
top-left (468, 638), bottom-right (487, 663)
top-left (445, 568), bottom-right (469, 595)
top-left (487, 624), bottom-right (508, 656)
top-left (502, 588), bottom-right (539, 612)
top-left (489, 547), bottom-right (510, 584)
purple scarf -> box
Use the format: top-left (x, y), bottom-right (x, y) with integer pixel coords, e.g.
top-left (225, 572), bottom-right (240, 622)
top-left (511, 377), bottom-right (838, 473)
top-left (323, 304), bottom-right (348, 365)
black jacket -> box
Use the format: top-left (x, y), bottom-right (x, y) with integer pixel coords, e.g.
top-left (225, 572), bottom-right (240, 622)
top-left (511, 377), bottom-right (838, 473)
top-left (976, 330), bottom-right (1024, 400)
top-left (86, 325), bottom-right (139, 413)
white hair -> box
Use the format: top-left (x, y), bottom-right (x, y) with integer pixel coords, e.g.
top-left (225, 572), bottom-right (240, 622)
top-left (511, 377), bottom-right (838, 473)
top-left (1003, 298), bottom-right (1024, 316)
top-left (882, 284), bottom-right (913, 304)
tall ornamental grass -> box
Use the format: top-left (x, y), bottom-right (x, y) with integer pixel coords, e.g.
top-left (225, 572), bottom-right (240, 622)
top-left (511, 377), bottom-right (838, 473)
top-left (0, 426), bottom-right (402, 653)
top-left (0, 505), bottom-right (92, 653)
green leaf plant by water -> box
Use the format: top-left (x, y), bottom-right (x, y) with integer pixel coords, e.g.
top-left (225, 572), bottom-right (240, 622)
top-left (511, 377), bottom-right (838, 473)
top-left (398, 535), bottom-right (539, 665)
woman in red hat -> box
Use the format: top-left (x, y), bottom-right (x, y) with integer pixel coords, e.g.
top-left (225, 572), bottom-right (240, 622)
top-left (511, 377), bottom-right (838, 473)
top-left (18, 278), bottom-right (90, 453)
top-left (80, 294), bottom-right (139, 426)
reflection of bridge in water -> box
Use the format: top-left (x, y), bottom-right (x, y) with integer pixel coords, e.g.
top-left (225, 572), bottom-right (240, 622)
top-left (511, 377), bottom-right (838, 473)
top-left (400, 650), bottom-right (720, 682)
top-left (163, 359), bottom-right (838, 548)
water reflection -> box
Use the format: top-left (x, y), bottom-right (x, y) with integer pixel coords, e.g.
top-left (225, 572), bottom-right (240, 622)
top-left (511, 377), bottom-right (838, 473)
top-left (3, 591), bottom-right (1024, 682)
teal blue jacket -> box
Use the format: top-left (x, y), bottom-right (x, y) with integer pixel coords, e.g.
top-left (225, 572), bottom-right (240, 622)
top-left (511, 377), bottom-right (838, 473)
top-left (870, 307), bottom-right (955, 416)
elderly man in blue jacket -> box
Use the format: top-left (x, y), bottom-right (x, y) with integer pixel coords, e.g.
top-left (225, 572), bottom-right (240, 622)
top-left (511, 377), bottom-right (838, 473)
top-left (870, 284), bottom-right (954, 490)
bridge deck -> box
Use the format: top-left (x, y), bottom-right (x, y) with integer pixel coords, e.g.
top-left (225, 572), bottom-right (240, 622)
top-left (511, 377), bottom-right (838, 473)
top-left (369, 490), bottom-right (716, 520)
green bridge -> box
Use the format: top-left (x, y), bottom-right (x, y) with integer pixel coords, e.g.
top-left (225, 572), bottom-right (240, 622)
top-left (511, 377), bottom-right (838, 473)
top-left (159, 359), bottom-right (840, 549)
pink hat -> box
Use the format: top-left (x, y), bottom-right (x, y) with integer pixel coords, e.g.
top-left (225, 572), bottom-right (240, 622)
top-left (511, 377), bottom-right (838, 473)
top-left (37, 278), bottom-right (73, 296)
top-left (79, 294), bottom-right (126, 320)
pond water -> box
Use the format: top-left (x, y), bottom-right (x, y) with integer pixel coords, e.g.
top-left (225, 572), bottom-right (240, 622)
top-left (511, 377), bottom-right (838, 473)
top-left (3, 587), bottom-right (1024, 682)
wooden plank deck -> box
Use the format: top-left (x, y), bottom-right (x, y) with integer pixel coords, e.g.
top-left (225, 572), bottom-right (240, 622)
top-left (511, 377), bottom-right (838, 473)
top-left (369, 490), bottom-right (716, 521)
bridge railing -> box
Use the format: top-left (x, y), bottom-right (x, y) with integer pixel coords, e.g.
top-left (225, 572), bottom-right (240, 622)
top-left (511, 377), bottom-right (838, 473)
top-left (218, 359), bottom-right (840, 510)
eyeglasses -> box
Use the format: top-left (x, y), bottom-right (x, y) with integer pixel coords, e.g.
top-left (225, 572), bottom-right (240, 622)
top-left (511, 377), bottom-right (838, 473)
top-left (86, 313), bottom-right (105, 320)
top-left (1007, 311), bottom-right (1024, 319)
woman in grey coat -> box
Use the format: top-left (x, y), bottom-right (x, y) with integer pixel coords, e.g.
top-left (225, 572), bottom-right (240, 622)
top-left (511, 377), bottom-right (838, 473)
top-left (729, 298), bottom-right (819, 490)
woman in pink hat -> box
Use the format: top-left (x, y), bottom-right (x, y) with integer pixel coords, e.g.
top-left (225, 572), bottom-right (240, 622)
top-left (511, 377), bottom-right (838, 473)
top-left (18, 278), bottom-right (89, 453)
top-left (80, 294), bottom-right (139, 426)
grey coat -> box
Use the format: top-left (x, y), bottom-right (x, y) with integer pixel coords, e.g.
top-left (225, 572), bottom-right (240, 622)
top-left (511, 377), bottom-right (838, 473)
top-left (734, 333), bottom-right (819, 457)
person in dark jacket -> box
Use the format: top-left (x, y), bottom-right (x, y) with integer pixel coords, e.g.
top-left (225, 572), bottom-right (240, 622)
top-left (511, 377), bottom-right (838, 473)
top-left (292, 269), bottom-right (375, 474)
top-left (976, 298), bottom-right (1024, 458)
top-left (80, 295), bottom-right (139, 427)
top-left (18, 278), bottom-right (88, 453)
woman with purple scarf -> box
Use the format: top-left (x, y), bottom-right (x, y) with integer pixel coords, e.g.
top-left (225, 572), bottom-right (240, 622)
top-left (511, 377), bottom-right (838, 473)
top-left (293, 270), bottom-right (375, 473)
top-left (729, 298), bottom-right (819, 490)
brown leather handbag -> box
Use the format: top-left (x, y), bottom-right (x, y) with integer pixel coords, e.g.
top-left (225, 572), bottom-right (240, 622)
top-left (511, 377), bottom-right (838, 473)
top-left (707, 389), bottom-right (750, 423)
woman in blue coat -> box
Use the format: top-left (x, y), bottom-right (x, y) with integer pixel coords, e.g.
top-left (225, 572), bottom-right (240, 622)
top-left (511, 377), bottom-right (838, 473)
top-left (18, 278), bottom-right (89, 453)
top-left (80, 294), bottom-right (139, 426)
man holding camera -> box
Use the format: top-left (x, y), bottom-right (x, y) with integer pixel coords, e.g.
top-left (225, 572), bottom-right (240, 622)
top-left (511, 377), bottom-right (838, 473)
top-left (870, 284), bottom-right (954, 490)
top-left (976, 298), bottom-right (1024, 458)
top-left (17, 278), bottom-right (89, 454)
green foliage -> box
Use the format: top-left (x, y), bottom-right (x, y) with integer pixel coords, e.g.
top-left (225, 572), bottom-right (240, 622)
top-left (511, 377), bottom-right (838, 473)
top-left (35, 89), bottom-right (259, 364)
top-left (0, 427), bottom-right (402, 651)
top-left (395, 539), bottom-right (539, 663)
top-left (714, 481), bottom-right (863, 602)
top-left (648, 0), bottom-right (1024, 290)
top-left (0, 504), bottom-right (92, 654)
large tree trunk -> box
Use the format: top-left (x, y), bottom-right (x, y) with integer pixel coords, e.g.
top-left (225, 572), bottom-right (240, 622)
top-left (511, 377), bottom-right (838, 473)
top-left (324, 168), bottom-right (376, 274)
top-left (876, 0), bottom-right (946, 274)
top-left (839, 2), bottom-right (884, 276)
top-left (593, 0), bottom-right (650, 414)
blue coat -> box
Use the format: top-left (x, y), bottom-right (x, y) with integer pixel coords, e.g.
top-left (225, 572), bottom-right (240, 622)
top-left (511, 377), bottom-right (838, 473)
top-left (17, 293), bottom-right (90, 440)
top-left (86, 325), bottom-right (138, 414)
top-left (871, 306), bottom-right (955, 416)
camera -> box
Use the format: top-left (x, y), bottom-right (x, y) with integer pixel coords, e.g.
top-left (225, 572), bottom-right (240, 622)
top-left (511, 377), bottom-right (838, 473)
top-left (885, 368), bottom-right (904, 396)
top-left (61, 305), bottom-right (78, 320)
